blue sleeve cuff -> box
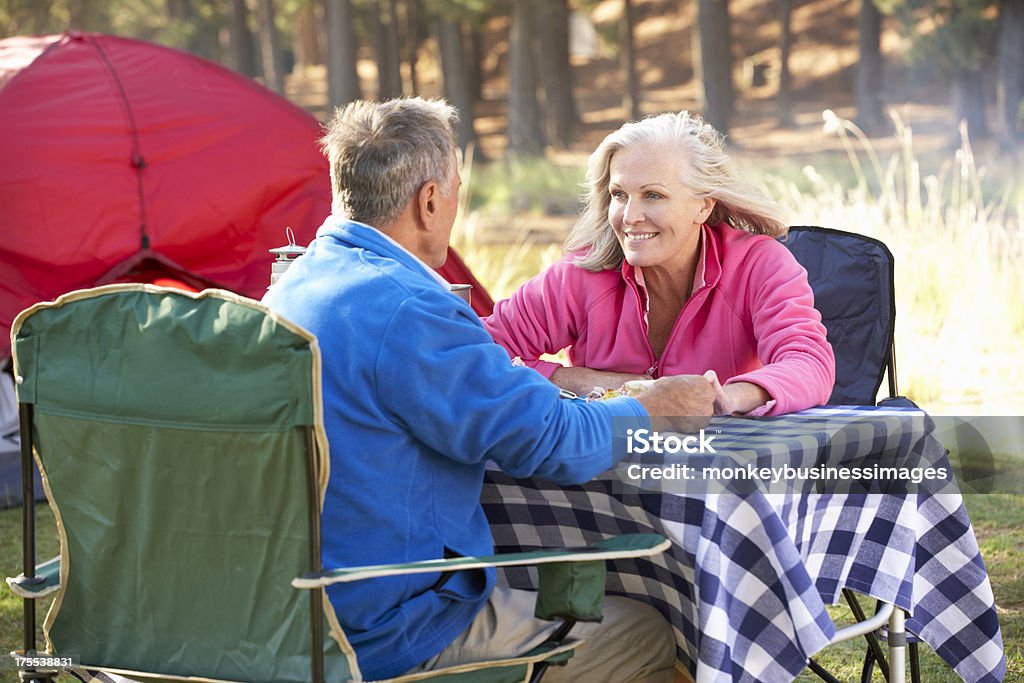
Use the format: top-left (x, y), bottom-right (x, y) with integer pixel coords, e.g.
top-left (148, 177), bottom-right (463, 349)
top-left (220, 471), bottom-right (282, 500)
top-left (609, 395), bottom-right (651, 424)
top-left (594, 396), bottom-right (651, 467)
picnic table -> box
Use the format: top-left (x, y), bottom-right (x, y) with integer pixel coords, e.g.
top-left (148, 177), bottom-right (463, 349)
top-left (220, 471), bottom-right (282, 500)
top-left (482, 405), bottom-right (1005, 682)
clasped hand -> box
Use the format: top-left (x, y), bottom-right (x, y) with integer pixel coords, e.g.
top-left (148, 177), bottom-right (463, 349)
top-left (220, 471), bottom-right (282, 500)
top-left (626, 370), bottom-right (768, 432)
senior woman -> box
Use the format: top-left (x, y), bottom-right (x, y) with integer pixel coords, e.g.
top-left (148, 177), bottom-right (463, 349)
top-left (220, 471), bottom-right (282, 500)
top-left (484, 111), bottom-right (835, 416)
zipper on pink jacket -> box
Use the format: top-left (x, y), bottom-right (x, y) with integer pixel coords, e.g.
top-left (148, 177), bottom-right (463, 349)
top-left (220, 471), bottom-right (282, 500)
top-left (629, 278), bottom-right (661, 378)
top-left (631, 275), bottom-right (711, 380)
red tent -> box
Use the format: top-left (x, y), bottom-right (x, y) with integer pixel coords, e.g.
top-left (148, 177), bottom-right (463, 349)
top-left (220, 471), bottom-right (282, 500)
top-left (0, 31), bottom-right (492, 362)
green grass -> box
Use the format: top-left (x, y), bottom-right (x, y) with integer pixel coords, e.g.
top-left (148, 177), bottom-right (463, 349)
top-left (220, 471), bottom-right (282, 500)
top-left (3, 495), bottom-right (1022, 681)
top-left (466, 157), bottom-right (585, 217)
top-left (789, 493), bottom-right (1024, 681)
top-left (1, 503), bottom-right (60, 683)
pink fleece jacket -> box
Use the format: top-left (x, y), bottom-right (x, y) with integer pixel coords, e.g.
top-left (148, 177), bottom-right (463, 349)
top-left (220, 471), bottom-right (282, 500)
top-left (484, 223), bottom-right (835, 415)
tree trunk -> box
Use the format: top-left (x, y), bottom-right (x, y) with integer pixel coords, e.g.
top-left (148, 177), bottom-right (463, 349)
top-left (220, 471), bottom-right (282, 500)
top-left (537, 0), bottom-right (578, 147)
top-left (406, 0), bottom-right (421, 94)
top-left (229, 0), bottom-right (259, 78)
top-left (165, 0), bottom-right (190, 22)
top-left (325, 0), bottom-right (362, 109)
top-left (777, 0), bottom-right (795, 127)
top-left (190, 9), bottom-right (222, 60)
top-left (372, 0), bottom-right (403, 99)
top-left (438, 17), bottom-right (479, 154)
top-left (166, 0), bottom-right (211, 57)
top-left (953, 67), bottom-right (991, 141)
top-left (253, 0), bottom-right (286, 93)
top-left (855, 0), bottom-right (886, 136)
top-left (293, 2), bottom-right (323, 69)
top-left (467, 23), bottom-right (485, 103)
top-left (385, 0), bottom-right (403, 95)
top-left (507, 0), bottom-right (545, 158)
top-left (948, 2), bottom-right (990, 141)
top-left (621, 0), bottom-right (641, 120)
top-left (17, 0), bottom-right (55, 34)
top-left (695, 0), bottom-right (734, 134)
top-left (997, 0), bottom-right (1024, 146)
top-left (68, 0), bottom-right (97, 29)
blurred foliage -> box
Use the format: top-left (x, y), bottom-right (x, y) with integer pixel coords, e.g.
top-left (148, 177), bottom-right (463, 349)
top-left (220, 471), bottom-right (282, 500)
top-left (1, 0), bottom-right (223, 59)
top-left (875, 0), bottom-right (998, 73)
top-left (467, 157), bottom-right (584, 215)
top-left (428, 0), bottom-right (500, 22)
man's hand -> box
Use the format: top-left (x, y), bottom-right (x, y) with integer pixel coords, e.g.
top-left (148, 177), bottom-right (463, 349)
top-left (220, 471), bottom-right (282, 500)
top-left (630, 374), bottom-right (715, 433)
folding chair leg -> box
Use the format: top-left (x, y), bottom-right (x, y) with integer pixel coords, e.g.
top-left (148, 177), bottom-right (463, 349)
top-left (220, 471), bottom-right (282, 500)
top-left (888, 608), bottom-right (906, 683)
top-left (807, 658), bottom-right (844, 683)
top-left (811, 594), bottom-right (917, 683)
top-left (17, 403), bottom-right (55, 683)
top-left (528, 619), bottom-right (576, 683)
top-left (20, 404), bottom-right (37, 654)
top-left (843, 590), bottom-right (889, 682)
top-left (909, 642), bottom-right (920, 683)
top-left (859, 645), bottom-right (880, 683)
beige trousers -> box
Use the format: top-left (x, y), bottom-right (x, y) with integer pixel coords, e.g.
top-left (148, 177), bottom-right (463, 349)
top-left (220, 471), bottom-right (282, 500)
top-left (407, 586), bottom-right (677, 683)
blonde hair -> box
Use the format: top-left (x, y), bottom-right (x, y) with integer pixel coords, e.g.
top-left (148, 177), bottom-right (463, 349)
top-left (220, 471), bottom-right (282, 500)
top-left (564, 111), bottom-right (789, 272)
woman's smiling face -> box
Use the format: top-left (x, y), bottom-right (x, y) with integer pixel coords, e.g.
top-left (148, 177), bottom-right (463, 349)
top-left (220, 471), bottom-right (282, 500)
top-left (607, 141), bottom-right (715, 273)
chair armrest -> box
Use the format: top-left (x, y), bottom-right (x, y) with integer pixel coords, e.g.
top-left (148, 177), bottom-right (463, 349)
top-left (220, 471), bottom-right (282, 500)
top-left (878, 396), bottom-right (919, 409)
top-left (292, 533), bottom-right (670, 589)
top-left (6, 555), bottom-right (60, 599)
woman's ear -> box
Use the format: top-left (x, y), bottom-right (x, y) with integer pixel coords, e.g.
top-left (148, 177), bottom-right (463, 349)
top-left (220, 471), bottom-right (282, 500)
top-left (700, 197), bottom-right (717, 223)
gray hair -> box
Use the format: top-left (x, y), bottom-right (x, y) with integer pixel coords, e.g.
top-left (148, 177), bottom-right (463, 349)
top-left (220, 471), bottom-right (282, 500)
top-left (565, 111), bottom-right (789, 272)
top-left (320, 97), bottom-right (459, 227)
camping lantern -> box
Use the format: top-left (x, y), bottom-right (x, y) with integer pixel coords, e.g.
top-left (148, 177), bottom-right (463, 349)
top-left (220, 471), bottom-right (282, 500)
top-left (269, 227), bottom-right (307, 287)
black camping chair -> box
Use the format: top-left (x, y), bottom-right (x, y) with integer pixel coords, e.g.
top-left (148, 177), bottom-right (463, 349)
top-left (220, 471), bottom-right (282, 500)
top-left (783, 226), bottom-right (921, 683)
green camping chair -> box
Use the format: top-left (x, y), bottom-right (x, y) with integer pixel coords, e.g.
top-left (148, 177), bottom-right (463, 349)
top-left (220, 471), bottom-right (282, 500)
top-left (6, 284), bottom-right (669, 683)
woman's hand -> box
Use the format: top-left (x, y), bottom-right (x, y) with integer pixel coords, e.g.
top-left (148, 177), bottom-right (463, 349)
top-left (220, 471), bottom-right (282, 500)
top-left (549, 366), bottom-right (651, 397)
top-left (703, 371), bottom-right (771, 416)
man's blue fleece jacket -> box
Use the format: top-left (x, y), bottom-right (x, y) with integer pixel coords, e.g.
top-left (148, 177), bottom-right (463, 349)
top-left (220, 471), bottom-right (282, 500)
top-left (263, 217), bottom-right (649, 679)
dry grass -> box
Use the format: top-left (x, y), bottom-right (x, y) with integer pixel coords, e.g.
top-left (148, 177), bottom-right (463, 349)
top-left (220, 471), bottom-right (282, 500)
top-left (769, 111), bottom-right (1024, 414)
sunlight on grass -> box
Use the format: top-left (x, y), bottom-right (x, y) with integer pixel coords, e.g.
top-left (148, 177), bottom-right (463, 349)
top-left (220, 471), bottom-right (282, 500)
top-left (450, 216), bottom-right (563, 301)
top-left (467, 157), bottom-right (585, 217)
top-left (773, 112), bottom-right (1024, 413)
top-left (453, 147), bottom-right (565, 300)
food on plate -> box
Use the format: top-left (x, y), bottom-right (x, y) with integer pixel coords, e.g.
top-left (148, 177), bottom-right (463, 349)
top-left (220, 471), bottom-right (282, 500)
top-left (586, 379), bottom-right (655, 402)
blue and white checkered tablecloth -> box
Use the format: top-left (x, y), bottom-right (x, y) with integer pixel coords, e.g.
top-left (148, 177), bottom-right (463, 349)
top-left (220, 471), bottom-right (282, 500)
top-left (481, 406), bottom-right (1005, 683)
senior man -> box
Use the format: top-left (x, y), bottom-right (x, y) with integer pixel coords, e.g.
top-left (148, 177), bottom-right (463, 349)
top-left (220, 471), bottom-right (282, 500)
top-left (263, 97), bottom-right (711, 683)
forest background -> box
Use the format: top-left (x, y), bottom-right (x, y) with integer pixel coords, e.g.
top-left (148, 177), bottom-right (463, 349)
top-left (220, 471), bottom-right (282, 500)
top-left (3, 0), bottom-right (1022, 415)
top-left (1, 2), bottom-right (1023, 679)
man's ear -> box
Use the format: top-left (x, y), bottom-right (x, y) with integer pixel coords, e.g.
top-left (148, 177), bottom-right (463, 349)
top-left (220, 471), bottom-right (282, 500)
top-left (416, 180), bottom-right (440, 227)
